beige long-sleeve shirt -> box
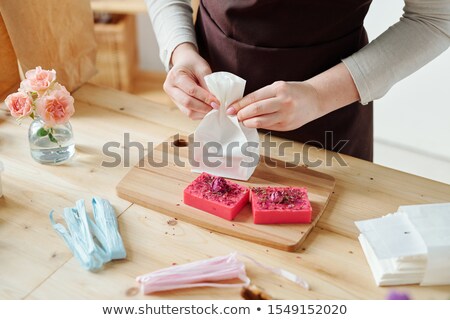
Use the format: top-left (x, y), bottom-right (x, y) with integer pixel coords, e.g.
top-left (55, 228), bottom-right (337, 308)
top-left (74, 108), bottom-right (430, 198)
top-left (145, 0), bottom-right (450, 105)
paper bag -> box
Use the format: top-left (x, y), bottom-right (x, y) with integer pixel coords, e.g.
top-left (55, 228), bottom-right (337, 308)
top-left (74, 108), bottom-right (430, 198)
top-left (0, 0), bottom-right (97, 92)
top-left (192, 72), bottom-right (260, 181)
top-left (0, 13), bottom-right (20, 101)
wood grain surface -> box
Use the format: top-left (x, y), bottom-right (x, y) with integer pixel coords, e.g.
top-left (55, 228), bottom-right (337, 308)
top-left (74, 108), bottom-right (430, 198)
top-left (117, 135), bottom-right (335, 251)
top-left (1, 84), bottom-right (450, 299)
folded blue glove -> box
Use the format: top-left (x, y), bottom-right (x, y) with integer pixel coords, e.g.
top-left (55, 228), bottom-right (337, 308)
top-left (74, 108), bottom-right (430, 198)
top-left (50, 197), bottom-right (126, 271)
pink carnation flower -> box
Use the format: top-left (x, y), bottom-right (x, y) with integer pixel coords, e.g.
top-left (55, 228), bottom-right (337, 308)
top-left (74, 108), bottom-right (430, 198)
top-left (35, 85), bottom-right (75, 127)
top-left (5, 91), bottom-right (33, 118)
top-left (21, 66), bottom-right (56, 94)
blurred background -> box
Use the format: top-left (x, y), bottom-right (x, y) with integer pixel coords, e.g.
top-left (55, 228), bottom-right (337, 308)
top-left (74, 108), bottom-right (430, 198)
top-left (89, 0), bottom-right (450, 184)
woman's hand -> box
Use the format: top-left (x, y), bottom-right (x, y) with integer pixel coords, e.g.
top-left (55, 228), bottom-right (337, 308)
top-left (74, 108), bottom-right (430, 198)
top-left (227, 81), bottom-right (324, 131)
top-left (227, 63), bottom-right (361, 131)
top-left (163, 43), bottom-right (220, 120)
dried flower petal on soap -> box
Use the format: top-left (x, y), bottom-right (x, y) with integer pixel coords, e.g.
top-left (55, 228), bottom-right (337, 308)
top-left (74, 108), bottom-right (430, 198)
top-left (251, 186), bottom-right (312, 224)
top-left (187, 173), bottom-right (246, 206)
top-left (252, 187), bottom-right (309, 211)
top-left (211, 177), bottom-right (230, 194)
top-left (269, 191), bottom-right (284, 204)
top-left (184, 173), bottom-right (249, 220)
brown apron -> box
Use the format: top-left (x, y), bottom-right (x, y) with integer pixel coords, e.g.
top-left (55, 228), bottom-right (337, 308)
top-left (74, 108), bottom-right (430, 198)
top-left (195, 0), bottom-right (374, 161)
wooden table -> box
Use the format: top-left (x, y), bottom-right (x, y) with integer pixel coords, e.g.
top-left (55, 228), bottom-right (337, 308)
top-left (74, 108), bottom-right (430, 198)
top-left (1, 84), bottom-right (449, 300)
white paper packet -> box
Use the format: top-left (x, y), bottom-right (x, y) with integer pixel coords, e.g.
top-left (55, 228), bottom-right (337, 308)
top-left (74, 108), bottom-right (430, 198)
top-left (192, 72), bottom-right (260, 181)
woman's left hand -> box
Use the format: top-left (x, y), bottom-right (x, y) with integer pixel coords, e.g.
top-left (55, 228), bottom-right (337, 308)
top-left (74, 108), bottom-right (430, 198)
top-left (227, 81), bottom-right (324, 131)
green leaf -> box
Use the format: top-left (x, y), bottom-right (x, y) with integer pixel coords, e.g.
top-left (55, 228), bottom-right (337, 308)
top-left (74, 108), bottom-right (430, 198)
top-left (48, 133), bottom-right (58, 144)
top-left (36, 128), bottom-right (49, 137)
top-left (31, 92), bottom-right (38, 100)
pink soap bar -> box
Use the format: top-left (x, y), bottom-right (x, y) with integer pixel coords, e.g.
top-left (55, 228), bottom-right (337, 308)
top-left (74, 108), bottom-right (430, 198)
top-left (184, 173), bottom-right (249, 220)
top-left (251, 186), bottom-right (312, 224)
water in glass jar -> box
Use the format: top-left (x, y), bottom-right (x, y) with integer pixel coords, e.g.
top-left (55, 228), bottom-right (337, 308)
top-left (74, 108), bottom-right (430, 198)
top-left (29, 121), bottom-right (75, 165)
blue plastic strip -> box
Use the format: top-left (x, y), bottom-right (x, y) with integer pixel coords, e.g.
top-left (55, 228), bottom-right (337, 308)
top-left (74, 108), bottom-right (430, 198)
top-left (49, 197), bottom-right (126, 271)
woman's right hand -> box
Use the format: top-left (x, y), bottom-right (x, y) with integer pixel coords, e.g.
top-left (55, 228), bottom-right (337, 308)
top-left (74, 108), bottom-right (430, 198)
top-left (163, 43), bottom-right (219, 120)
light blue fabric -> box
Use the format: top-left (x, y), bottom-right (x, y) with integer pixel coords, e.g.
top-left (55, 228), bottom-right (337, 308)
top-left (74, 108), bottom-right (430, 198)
top-left (50, 197), bottom-right (126, 271)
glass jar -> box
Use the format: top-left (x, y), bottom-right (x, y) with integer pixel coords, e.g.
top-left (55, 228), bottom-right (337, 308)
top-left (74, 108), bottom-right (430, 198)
top-left (28, 117), bottom-right (75, 164)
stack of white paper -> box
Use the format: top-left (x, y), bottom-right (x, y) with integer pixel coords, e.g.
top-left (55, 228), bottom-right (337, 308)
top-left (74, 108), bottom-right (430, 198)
top-left (355, 203), bottom-right (450, 286)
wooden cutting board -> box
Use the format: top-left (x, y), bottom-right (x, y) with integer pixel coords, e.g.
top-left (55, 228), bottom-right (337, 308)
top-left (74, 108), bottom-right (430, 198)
top-left (117, 135), bottom-right (335, 251)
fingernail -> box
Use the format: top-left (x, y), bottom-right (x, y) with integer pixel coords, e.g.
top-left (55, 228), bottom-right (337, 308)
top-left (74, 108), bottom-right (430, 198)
top-left (226, 107), bottom-right (236, 115)
top-left (211, 102), bottom-right (219, 109)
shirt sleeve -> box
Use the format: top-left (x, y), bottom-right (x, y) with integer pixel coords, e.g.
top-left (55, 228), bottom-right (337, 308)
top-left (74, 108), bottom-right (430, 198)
top-left (343, 0), bottom-right (450, 105)
top-left (144, 0), bottom-right (197, 71)
top-left (146, 0), bottom-right (450, 101)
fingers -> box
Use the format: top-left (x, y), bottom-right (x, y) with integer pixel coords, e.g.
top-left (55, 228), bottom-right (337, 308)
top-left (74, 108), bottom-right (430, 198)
top-left (227, 83), bottom-right (277, 115)
top-left (166, 87), bottom-right (211, 117)
top-left (176, 73), bottom-right (218, 106)
top-left (242, 113), bottom-right (283, 129)
top-left (177, 104), bottom-right (205, 120)
top-left (236, 98), bottom-right (280, 121)
top-left (164, 64), bottom-right (221, 120)
top-left (195, 65), bottom-right (213, 91)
